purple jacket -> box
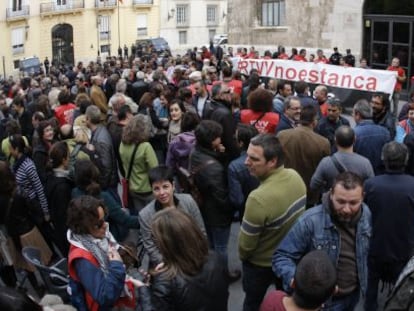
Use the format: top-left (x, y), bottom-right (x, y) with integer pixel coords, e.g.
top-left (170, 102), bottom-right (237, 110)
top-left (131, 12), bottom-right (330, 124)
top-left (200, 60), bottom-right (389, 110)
top-left (166, 131), bottom-right (196, 170)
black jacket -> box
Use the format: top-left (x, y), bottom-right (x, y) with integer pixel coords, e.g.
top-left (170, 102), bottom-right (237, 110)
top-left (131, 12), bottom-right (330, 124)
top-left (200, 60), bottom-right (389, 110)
top-left (206, 100), bottom-right (240, 163)
top-left (32, 142), bottom-right (50, 185)
top-left (276, 113), bottom-right (295, 133)
top-left (190, 146), bottom-right (233, 226)
top-left (0, 194), bottom-right (34, 242)
top-left (45, 171), bottom-right (73, 256)
top-left (90, 125), bottom-right (118, 189)
top-left (150, 252), bottom-right (229, 311)
top-left (130, 79), bottom-right (149, 105)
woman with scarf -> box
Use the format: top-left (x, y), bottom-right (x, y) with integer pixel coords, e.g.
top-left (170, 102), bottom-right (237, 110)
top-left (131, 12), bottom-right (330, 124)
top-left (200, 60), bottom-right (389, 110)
top-left (72, 159), bottom-right (139, 242)
top-left (67, 195), bottom-right (141, 311)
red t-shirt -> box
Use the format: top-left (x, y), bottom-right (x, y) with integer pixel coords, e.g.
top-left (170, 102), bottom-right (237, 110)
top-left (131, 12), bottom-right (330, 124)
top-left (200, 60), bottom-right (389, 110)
top-left (55, 103), bottom-right (76, 127)
top-left (387, 66), bottom-right (406, 92)
top-left (260, 290), bottom-right (288, 311)
top-left (227, 79), bottom-right (243, 96)
top-left (241, 110), bottom-right (280, 134)
top-left (278, 53), bottom-right (289, 60)
top-left (293, 55), bottom-right (308, 62)
top-left (319, 101), bottom-right (328, 117)
top-left (315, 57), bottom-right (329, 64)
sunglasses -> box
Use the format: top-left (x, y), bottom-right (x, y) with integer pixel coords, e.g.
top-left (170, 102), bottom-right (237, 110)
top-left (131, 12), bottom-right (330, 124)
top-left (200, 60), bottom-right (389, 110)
top-left (94, 218), bottom-right (106, 230)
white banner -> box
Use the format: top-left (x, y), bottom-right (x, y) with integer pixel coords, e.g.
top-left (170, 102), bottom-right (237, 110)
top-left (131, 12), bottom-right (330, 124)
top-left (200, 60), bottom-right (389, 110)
top-left (233, 58), bottom-right (397, 94)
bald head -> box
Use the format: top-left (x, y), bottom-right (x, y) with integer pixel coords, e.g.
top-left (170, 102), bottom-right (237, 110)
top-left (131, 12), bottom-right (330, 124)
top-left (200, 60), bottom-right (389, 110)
top-left (60, 124), bottom-right (73, 140)
top-left (335, 125), bottom-right (354, 148)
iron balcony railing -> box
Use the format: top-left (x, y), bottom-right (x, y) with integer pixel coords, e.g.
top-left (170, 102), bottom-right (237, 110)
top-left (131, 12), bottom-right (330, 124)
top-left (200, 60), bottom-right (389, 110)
top-left (100, 31), bottom-right (111, 40)
top-left (133, 0), bottom-right (153, 5)
top-left (207, 19), bottom-right (218, 27)
top-left (6, 5), bottom-right (30, 20)
top-left (40, 0), bottom-right (85, 14)
top-left (12, 46), bottom-right (24, 55)
top-left (95, 0), bottom-right (117, 9)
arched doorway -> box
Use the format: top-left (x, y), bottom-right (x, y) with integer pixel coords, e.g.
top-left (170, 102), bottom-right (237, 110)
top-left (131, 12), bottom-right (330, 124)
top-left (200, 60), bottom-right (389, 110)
top-left (363, 0), bottom-right (414, 96)
top-left (51, 23), bottom-right (74, 66)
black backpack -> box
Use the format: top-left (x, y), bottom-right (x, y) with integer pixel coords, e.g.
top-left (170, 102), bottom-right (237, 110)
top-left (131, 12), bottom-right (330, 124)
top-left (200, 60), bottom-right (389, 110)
top-left (68, 143), bottom-right (104, 180)
top-left (384, 258), bottom-right (414, 310)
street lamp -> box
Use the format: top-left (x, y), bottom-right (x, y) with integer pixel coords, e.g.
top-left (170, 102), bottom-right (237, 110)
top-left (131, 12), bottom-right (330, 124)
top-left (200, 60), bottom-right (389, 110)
top-left (168, 8), bottom-right (175, 21)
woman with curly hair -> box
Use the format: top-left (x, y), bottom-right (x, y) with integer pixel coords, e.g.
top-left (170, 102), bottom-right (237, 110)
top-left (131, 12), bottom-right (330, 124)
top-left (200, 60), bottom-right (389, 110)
top-left (240, 88), bottom-right (280, 133)
top-left (120, 114), bottom-right (158, 213)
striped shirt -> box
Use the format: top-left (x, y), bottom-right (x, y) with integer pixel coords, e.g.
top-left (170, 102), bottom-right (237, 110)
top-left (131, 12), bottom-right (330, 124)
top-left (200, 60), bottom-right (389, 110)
top-left (14, 156), bottom-right (49, 215)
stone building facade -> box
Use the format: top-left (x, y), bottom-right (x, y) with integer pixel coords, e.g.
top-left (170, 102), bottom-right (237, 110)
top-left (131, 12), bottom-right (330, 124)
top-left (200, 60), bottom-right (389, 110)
top-left (228, 0), bottom-right (363, 56)
top-left (227, 0), bottom-right (414, 93)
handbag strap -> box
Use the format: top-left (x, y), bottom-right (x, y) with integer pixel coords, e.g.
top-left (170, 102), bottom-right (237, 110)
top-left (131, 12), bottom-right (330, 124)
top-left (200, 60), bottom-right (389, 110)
top-left (330, 154), bottom-right (346, 173)
top-left (127, 144), bottom-right (139, 180)
top-left (251, 111), bottom-right (266, 127)
top-left (191, 159), bottom-right (216, 176)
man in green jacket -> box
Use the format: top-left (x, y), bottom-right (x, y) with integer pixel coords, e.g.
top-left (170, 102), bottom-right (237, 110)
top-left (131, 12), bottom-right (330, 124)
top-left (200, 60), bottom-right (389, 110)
top-left (238, 134), bottom-right (306, 311)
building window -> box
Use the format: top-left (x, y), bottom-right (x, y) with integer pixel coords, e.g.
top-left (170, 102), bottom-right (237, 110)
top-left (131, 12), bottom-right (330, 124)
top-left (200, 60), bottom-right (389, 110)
top-left (11, 0), bottom-right (23, 11)
top-left (209, 29), bottom-right (216, 41)
top-left (101, 44), bottom-right (111, 54)
top-left (13, 60), bottom-right (20, 69)
top-left (99, 15), bottom-right (110, 40)
top-left (207, 5), bottom-right (217, 25)
top-left (11, 27), bottom-right (25, 55)
top-left (57, 0), bottom-right (67, 5)
top-left (137, 14), bottom-right (148, 36)
top-left (179, 31), bottom-right (187, 44)
top-left (176, 5), bottom-right (188, 27)
top-left (261, 0), bottom-right (285, 26)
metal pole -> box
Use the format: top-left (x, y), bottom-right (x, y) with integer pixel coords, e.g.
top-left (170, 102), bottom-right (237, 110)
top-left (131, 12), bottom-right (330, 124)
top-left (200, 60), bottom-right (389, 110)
top-left (97, 15), bottom-right (100, 57)
top-left (2, 56), bottom-right (5, 79)
top-left (118, 0), bottom-right (120, 50)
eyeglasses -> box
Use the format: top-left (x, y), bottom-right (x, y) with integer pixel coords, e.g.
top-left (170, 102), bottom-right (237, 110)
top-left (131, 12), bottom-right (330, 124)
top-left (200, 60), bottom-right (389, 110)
top-left (288, 107), bottom-right (301, 111)
top-left (370, 100), bottom-right (382, 106)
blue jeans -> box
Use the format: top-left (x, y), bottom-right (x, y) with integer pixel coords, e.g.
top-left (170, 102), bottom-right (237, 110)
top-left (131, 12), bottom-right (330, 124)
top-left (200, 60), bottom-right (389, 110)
top-left (206, 225), bottom-right (231, 266)
top-left (242, 261), bottom-right (281, 311)
top-left (322, 289), bottom-right (360, 311)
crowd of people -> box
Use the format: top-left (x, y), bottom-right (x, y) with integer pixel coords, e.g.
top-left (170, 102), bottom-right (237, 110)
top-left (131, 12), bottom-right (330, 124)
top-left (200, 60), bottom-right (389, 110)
top-left (0, 44), bottom-right (413, 311)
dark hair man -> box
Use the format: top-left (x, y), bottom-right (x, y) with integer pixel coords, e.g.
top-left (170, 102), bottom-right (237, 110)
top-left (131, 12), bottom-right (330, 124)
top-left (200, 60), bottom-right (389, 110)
top-left (364, 142), bottom-right (414, 310)
top-left (273, 172), bottom-right (372, 310)
top-left (239, 134), bottom-right (306, 311)
top-left (261, 250), bottom-right (337, 311)
top-left (272, 80), bottom-right (293, 114)
top-left (371, 92), bottom-right (396, 139)
top-left (316, 98), bottom-right (350, 153)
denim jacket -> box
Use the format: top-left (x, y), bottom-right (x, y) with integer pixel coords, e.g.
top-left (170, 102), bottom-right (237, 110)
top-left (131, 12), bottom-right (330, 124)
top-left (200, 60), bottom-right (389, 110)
top-left (272, 200), bottom-right (372, 296)
top-left (227, 152), bottom-right (259, 213)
